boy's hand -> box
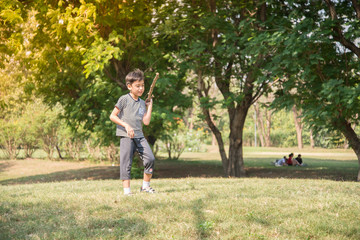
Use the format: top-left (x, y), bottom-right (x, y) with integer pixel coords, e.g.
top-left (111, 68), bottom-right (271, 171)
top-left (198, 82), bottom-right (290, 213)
top-left (125, 125), bottom-right (134, 138)
top-left (145, 98), bottom-right (153, 107)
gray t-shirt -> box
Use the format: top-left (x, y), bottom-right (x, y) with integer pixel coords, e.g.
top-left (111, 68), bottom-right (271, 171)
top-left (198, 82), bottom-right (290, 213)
top-left (115, 93), bottom-right (147, 138)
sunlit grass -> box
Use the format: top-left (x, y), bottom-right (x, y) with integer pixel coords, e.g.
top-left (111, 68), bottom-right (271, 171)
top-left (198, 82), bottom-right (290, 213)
top-left (0, 147), bottom-right (359, 239)
top-left (1, 178), bottom-right (359, 239)
top-left (177, 145), bottom-right (357, 162)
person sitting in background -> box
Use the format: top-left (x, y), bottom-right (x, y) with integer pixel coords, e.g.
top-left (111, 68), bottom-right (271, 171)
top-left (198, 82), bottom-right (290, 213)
top-left (295, 154), bottom-right (305, 166)
top-left (286, 153), bottom-right (294, 166)
top-left (275, 156), bottom-right (287, 167)
top-left (287, 153), bottom-right (302, 166)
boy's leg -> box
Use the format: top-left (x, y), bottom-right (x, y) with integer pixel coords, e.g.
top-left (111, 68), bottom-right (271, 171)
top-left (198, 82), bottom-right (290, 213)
top-left (120, 137), bottom-right (135, 194)
top-left (135, 138), bottom-right (155, 176)
top-left (123, 180), bottom-right (131, 195)
top-left (143, 173), bottom-right (152, 182)
top-left (123, 180), bottom-right (130, 188)
top-left (142, 173), bottom-right (152, 190)
top-left (135, 138), bottom-right (155, 192)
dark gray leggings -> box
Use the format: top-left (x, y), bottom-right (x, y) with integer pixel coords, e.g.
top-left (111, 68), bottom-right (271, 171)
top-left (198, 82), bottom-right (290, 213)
top-left (119, 137), bottom-right (155, 180)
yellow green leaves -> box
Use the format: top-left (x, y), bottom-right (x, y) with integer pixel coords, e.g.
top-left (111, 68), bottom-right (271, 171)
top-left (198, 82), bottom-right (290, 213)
top-left (0, 8), bottom-right (23, 24)
top-left (81, 32), bottom-right (124, 78)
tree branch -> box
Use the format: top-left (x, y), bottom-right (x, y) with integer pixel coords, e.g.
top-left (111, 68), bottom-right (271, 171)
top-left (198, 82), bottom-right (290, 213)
top-left (324, 0), bottom-right (360, 58)
top-left (196, 70), bottom-right (228, 172)
top-left (104, 68), bottom-right (127, 90)
top-left (352, 0), bottom-right (360, 19)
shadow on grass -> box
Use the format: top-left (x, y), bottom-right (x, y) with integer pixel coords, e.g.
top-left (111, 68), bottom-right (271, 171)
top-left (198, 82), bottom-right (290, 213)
top-left (0, 157), bottom-right (358, 185)
top-left (191, 198), bottom-right (213, 239)
top-left (0, 166), bottom-right (120, 185)
top-left (0, 199), bottom-right (149, 239)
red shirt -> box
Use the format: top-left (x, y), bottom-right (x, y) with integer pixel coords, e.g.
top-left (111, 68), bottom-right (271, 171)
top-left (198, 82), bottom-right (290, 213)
top-left (286, 156), bottom-right (293, 165)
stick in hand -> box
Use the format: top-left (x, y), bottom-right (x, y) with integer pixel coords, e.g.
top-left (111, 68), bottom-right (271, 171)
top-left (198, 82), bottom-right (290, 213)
top-left (146, 72), bottom-right (159, 103)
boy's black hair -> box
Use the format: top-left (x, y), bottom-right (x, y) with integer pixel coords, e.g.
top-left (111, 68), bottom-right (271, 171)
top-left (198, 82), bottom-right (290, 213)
top-left (126, 69), bottom-right (144, 85)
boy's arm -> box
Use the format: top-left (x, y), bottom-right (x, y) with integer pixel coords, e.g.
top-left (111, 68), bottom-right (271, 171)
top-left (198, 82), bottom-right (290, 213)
top-left (143, 99), bottom-right (153, 126)
top-left (109, 107), bottom-right (134, 138)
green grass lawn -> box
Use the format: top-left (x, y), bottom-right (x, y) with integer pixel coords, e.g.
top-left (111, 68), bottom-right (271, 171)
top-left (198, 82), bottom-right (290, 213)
top-left (0, 147), bottom-right (359, 239)
top-left (1, 178), bottom-right (359, 240)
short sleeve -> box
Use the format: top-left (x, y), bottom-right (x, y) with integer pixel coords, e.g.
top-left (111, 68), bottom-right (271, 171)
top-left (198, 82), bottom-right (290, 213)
top-left (143, 100), bottom-right (147, 114)
top-left (115, 95), bottom-right (127, 111)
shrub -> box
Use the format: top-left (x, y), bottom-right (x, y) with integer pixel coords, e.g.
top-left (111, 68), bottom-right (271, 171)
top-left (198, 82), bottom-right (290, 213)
top-left (104, 143), bottom-right (118, 163)
top-left (35, 107), bottom-right (62, 160)
top-left (157, 119), bottom-right (207, 160)
top-left (18, 103), bottom-right (42, 158)
top-left (85, 137), bottom-right (102, 162)
top-left (59, 124), bottom-right (86, 161)
top-left (0, 119), bottom-right (22, 160)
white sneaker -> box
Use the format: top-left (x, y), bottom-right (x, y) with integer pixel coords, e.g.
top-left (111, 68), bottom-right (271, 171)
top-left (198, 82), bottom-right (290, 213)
top-left (140, 186), bottom-right (156, 193)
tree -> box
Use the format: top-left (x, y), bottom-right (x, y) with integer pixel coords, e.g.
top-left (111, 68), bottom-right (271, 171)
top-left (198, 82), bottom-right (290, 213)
top-left (20, 0), bottom-right (191, 147)
top-left (0, 5), bottom-right (39, 159)
top-left (167, 0), bottom-right (286, 177)
top-left (270, 0), bottom-right (360, 180)
top-left (35, 105), bottom-right (63, 160)
top-left (0, 119), bottom-right (22, 160)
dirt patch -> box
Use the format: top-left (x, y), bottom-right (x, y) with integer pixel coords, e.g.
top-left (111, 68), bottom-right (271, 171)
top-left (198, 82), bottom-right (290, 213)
top-left (0, 161), bottom-right (15, 173)
top-left (0, 159), bottom-right (357, 185)
top-left (155, 162), bottom-right (225, 178)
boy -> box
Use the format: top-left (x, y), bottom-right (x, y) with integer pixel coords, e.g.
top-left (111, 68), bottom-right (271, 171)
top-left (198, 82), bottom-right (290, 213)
top-left (109, 69), bottom-right (155, 195)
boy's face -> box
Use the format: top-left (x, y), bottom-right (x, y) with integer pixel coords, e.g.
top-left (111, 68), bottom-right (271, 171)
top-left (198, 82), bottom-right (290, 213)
top-left (127, 80), bottom-right (145, 98)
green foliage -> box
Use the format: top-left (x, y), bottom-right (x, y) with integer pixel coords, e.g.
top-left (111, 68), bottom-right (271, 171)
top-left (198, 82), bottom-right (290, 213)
top-left (84, 134), bottom-right (103, 162)
top-left (2, 0), bottom-right (359, 166)
top-left (0, 119), bottom-right (22, 160)
top-left (59, 124), bottom-right (86, 161)
top-left (0, 56), bottom-right (30, 117)
top-left (270, 1), bottom-right (360, 135)
top-left (20, 0), bottom-right (192, 147)
top-left (315, 129), bottom-right (347, 149)
top-left (82, 32), bottom-right (124, 78)
top-left (0, 0), bottom-right (25, 61)
top-left (157, 119), bottom-right (208, 160)
top-left (34, 105), bottom-right (62, 160)
top-left (17, 100), bottom-right (44, 158)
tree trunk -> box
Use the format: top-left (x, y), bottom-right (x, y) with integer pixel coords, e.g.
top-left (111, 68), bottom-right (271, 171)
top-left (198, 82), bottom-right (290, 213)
top-left (184, 107), bottom-right (194, 130)
top-left (227, 109), bottom-right (247, 177)
top-left (292, 106), bottom-right (303, 149)
top-left (344, 138), bottom-right (349, 149)
top-left (309, 129), bottom-right (315, 148)
top-left (338, 120), bottom-right (360, 181)
top-left (56, 145), bottom-right (63, 159)
top-left (254, 104), bottom-right (265, 147)
top-left (265, 109), bottom-right (272, 147)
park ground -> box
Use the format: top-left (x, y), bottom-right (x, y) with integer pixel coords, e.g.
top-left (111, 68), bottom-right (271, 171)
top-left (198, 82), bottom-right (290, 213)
top-left (0, 146), bottom-right (358, 184)
top-left (1, 146), bottom-right (359, 239)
